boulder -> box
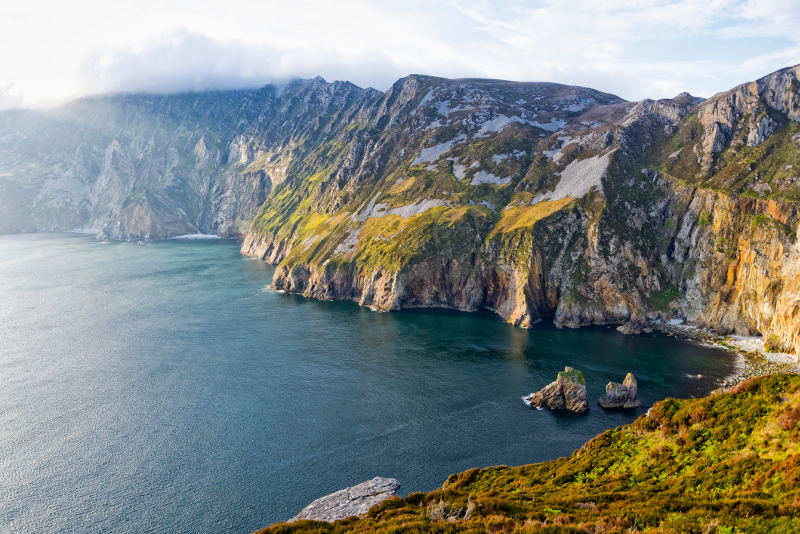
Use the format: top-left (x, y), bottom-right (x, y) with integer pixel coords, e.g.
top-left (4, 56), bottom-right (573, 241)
top-left (524, 366), bottom-right (589, 414)
top-left (290, 477), bottom-right (400, 523)
top-left (598, 373), bottom-right (641, 408)
top-left (616, 321), bottom-right (653, 335)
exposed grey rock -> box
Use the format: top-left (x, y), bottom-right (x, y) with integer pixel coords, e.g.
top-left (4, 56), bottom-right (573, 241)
top-left (617, 322), bottom-right (653, 335)
top-left (758, 64), bottom-right (800, 121)
top-left (598, 373), bottom-right (641, 409)
top-left (524, 366), bottom-right (589, 414)
top-left (290, 477), bottom-right (400, 523)
top-left (746, 113), bottom-right (777, 146)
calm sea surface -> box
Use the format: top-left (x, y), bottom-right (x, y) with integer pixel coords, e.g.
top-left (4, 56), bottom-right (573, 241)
top-left (0, 234), bottom-right (736, 533)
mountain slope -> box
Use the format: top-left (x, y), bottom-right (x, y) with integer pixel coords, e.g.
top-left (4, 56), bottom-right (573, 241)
top-left (1, 67), bottom-right (799, 353)
top-left (259, 374), bottom-right (800, 533)
top-left (0, 79), bottom-right (381, 238)
top-left (241, 74), bottom-right (627, 330)
top-left (241, 67), bottom-right (800, 355)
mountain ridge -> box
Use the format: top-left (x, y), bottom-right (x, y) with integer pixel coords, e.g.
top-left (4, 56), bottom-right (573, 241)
top-left (1, 65), bottom-right (799, 354)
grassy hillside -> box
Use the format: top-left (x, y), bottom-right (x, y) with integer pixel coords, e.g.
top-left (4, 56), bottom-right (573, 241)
top-left (260, 374), bottom-right (800, 533)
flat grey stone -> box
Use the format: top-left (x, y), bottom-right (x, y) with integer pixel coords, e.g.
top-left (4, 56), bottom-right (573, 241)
top-left (290, 477), bottom-right (400, 523)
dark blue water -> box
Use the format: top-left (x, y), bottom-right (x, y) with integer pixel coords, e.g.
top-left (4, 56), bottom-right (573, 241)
top-left (0, 234), bottom-right (736, 533)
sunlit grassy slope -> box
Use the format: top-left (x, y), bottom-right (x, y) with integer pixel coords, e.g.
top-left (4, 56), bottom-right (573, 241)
top-left (260, 374), bottom-right (800, 533)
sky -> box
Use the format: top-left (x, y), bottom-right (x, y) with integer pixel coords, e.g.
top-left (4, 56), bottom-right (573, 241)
top-left (1, 0), bottom-right (799, 109)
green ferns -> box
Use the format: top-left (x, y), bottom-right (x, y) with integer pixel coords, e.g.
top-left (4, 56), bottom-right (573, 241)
top-left (260, 375), bottom-right (800, 533)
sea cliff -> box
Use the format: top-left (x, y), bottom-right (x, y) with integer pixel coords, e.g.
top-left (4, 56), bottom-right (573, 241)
top-left (2, 67), bottom-right (799, 354)
top-left (241, 67), bottom-right (800, 355)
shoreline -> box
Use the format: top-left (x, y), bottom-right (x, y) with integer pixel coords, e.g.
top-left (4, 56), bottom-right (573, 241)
top-left (655, 323), bottom-right (800, 390)
top-left (20, 228), bottom-right (799, 391)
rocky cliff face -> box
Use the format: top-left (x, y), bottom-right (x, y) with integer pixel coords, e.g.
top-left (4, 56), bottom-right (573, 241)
top-left (242, 75), bottom-right (629, 328)
top-left (0, 80), bottom-right (380, 238)
top-left (3, 67), bottom-right (799, 354)
top-left (241, 67), bottom-right (800, 356)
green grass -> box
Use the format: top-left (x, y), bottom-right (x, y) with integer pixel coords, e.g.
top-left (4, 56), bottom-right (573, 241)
top-left (557, 367), bottom-right (585, 386)
top-left (122, 188), bottom-right (147, 208)
top-left (765, 334), bottom-right (789, 353)
top-left (258, 375), bottom-right (800, 533)
top-left (647, 284), bottom-right (680, 311)
top-left (752, 213), bottom-right (770, 228)
top-left (653, 114), bottom-right (800, 202)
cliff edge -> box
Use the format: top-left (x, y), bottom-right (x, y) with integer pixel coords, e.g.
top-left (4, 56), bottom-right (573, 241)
top-left (258, 374), bottom-right (800, 533)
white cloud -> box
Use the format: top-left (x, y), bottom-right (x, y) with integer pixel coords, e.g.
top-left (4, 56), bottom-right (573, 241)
top-left (77, 31), bottom-right (403, 95)
top-left (0, 0), bottom-right (798, 109)
top-left (0, 83), bottom-right (24, 109)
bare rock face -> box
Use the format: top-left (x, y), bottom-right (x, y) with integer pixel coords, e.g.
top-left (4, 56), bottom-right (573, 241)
top-left (598, 373), bottom-right (641, 409)
top-left (290, 477), bottom-right (400, 523)
top-left (524, 367), bottom-right (589, 414)
top-left (525, 380), bottom-right (566, 410)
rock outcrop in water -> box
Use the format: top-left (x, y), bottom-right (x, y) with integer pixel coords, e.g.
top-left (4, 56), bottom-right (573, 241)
top-left (289, 477), bottom-right (400, 523)
top-left (598, 372), bottom-right (641, 408)
top-left (2, 66), bottom-right (800, 357)
top-left (524, 367), bottom-right (589, 413)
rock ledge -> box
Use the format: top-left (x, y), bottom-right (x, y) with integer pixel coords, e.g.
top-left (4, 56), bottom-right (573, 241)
top-left (290, 477), bottom-right (400, 523)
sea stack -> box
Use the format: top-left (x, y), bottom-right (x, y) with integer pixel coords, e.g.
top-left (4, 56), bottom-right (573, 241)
top-left (598, 373), bottom-right (641, 408)
top-left (524, 366), bottom-right (589, 414)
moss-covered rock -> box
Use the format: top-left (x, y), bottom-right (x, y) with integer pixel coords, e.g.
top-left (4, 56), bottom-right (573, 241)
top-left (523, 366), bottom-right (589, 413)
